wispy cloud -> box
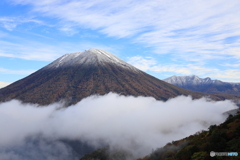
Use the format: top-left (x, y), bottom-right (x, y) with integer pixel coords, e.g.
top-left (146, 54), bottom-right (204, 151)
top-left (59, 26), bottom-right (79, 36)
top-left (0, 40), bottom-right (62, 61)
top-left (128, 56), bottom-right (240, 82)
top-left (0, 93), bottom-right (237, 159)
top-left (0, 81), bottom-right (11, 88)
top-left (222, 63), bottom-right (240, 67)
top-left (127, 56), bottom-right (156, 71)
top-left (0, 16), bottom-right (43, 31)
top-left (0, 68), bottom-right (35, 75)
top-left (3, 0), bottom-right (240, 82)
top-left (211, 70), bottom-right (240, 82)
top-left (0, 37), bottom-right (119, 61)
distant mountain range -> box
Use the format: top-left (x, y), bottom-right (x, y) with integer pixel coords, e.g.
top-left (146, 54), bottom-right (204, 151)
top-left (138, 112), bottom-right (240, 160)
top-left (80, 112), bottom-right (240, 160)
top-left (1, 49), bottom-right (225, 106)
top-left (164, 75), bottom-right (240, 95)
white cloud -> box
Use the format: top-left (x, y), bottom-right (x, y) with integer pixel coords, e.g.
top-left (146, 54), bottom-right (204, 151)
top-left (211, 70), bottom-right (240, 82)
top-left (0, 33), bottom-right (118, 61)
top-left (0, 39), bottom-right (62, 61)
top-left (0, 93), bottom-right (237, 159)
top-left (0, 17), bottom-right (43, 31)
top-left (128, 56), bottom-right (197, 75)
top-left (128, 56), bottom-right (240, 82)
top-left (59, 26), bottom-right (79, 36)
top-left (222, 63), bottom-right (240, 67)
top-left (0, 82), bottom-right (11, 88)
top-left (5, 0), bottom-right (240, 82)
top-left (0, 68), bottom-right (35, 75)
top-left (127, 56), bottom-right (156, 71)
top-left (221, 43), bottom-right (240, 59)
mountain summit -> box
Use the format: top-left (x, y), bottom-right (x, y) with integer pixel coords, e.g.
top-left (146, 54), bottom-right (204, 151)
top-left (45, 49), bottom-right (139, 72)
top-left (164, 75), bottom-right (240, 95)
top-left (0, 49), bottom-right (237, 106)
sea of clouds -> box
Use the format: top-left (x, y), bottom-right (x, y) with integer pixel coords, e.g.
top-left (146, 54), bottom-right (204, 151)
top-left (0, 93), bottom-right (237, 160)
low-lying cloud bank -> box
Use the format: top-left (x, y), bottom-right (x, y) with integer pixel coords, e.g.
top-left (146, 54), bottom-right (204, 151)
top-left (0, 93), bottom-right (238, 160)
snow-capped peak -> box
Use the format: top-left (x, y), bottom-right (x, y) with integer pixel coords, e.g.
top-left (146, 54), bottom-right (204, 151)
top-left (44, 48), bottom-right (140, 72)
top-left (163, 75), bottom-right (219, 86)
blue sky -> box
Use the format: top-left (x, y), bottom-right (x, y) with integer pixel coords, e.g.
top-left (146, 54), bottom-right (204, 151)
top-left (0, 0), bottom-right (240, 88)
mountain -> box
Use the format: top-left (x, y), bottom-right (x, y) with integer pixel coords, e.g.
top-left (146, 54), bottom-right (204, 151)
top-left (0, 49), bottom-right (238, 106)
top-left (164, 75), bottom-right (240, 95)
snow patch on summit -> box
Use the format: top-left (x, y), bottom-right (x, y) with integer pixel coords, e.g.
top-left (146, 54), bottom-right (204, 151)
top-left (44, 49), bottom-right (140, 73)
